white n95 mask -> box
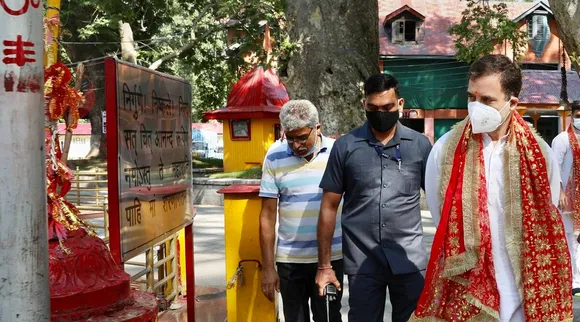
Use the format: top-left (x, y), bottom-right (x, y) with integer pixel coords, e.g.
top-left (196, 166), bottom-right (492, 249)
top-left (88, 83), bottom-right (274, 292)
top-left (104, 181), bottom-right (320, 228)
top-left (467, 101), bottom-right (510, 134)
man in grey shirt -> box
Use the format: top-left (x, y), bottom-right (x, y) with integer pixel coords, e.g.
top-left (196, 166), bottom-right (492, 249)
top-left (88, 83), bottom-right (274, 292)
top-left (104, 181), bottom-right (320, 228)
top-left (315, 74), bottom-right (432, 322)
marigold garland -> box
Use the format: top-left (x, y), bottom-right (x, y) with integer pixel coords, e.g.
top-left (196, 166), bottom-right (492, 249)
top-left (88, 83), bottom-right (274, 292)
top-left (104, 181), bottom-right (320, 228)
top-left (45, 62), bottom-right (83, 130)
top-left (43, 51), bottom-right (93, 242)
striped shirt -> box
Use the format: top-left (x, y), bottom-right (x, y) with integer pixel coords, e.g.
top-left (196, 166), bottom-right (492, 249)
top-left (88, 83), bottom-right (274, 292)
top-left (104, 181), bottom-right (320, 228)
top-left (259, 135), bottom-right (342, 264)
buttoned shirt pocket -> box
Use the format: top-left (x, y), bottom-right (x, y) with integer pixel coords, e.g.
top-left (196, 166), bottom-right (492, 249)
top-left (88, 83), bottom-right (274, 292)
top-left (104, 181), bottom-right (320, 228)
top-left (398, 161), bottom-right (422, 194)
top-left (347, 162), bottom-right (377, 197)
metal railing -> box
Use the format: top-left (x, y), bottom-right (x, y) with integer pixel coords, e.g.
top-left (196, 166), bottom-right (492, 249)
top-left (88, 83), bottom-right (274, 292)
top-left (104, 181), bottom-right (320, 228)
top-left (67, 168), bottom-right (181, 307)
top-left (68, 167), bottom-right (108, 206)
top-left (67, 168), bottom-right (109, 241)
top-left (125, 234), bottom-right (180, 306)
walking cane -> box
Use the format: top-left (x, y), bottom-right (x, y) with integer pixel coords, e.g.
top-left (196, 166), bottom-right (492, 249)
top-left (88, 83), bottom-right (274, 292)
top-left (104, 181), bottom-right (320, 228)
top-left (324, 284), bottom-right (338, 322)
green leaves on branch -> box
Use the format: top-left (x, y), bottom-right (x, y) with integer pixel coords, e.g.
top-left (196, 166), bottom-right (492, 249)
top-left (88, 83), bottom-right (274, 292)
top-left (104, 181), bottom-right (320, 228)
top-left (60, 0), bottom-right (290, 121)
top-left (449, 1), bottom-right (527, 63)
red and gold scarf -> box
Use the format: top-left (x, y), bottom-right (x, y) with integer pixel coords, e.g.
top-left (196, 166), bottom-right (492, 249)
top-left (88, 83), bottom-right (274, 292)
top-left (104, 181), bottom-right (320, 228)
top-left (411, 112), bottom-right (572, 321)
top-left (566, 125), bottom-right (580, 230)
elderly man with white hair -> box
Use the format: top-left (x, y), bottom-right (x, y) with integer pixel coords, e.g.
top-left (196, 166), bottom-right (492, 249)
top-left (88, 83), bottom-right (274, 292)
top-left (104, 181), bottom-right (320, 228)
top-left (259, 99), bottom-right (343, 322)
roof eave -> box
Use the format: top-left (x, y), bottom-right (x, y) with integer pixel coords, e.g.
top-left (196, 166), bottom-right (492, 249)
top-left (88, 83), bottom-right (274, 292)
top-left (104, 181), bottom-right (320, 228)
top-left (512, 1), bottom-right (553, 23)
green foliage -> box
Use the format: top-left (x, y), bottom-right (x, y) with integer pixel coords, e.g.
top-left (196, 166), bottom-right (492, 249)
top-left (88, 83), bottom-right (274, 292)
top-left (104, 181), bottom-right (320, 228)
top-left (570, 43), bottom-right (580, 77)
top-left (59, 0), bottom-right (289, 121)
top-left (449, 1), bottom-right (528, 63)
top-left (192, 157), bottom-right (224, 169)
top-left (209, 167), bottom-right (262, 179)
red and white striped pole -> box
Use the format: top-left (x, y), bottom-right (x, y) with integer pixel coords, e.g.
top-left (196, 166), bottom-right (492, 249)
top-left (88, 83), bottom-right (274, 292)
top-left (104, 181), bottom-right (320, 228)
top-left (0, 0), bottom-right (50, 320)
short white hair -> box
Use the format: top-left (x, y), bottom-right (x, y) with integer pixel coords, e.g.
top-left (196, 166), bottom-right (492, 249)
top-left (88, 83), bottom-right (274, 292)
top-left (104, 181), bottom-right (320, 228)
top-left (279, 100), bottom-right (319, 132)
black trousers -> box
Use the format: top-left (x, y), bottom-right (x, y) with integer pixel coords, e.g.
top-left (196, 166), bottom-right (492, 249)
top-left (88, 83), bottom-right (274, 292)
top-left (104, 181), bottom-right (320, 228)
top-left (277, 259), bottom-right (344, 322)
top-left (347, 265), bottom-right (424, 322)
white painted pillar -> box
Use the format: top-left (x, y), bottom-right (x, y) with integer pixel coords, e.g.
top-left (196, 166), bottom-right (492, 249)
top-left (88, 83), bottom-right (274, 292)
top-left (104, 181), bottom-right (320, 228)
top-left (0, 1), bottom-right (50, 320)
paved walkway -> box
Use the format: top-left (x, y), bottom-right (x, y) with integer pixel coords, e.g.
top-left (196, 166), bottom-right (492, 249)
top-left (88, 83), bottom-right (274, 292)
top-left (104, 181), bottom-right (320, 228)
top-left (164, 205), bottom-right (580, 321)
top-left (183, 206), bottom-right (436, 322)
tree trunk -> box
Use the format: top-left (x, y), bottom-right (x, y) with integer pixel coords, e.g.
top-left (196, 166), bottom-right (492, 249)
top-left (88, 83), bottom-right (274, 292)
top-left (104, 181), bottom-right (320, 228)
top-left (283, 0), bottom-right (380, 135)
top-left (548, 0), bottom-right (580, 77)
top-left (85, 95), bottom-right (107, 159)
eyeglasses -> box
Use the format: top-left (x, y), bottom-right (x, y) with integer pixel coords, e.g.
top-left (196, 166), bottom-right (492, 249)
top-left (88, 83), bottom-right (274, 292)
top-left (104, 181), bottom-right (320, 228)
top-left (286, 128), bottom-right (314, 144)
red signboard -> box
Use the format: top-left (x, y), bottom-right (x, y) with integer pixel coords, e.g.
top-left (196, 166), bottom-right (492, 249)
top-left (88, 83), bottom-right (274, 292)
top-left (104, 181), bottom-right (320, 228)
top-left (105, 58), bottom-right (194, 262)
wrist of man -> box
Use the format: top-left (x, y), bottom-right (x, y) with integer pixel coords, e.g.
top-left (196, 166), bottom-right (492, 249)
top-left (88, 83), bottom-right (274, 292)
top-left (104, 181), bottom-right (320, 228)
top-left (317, 260), bottom-right (332, 268)
top-left (263, 263), bottom-right (276, 271)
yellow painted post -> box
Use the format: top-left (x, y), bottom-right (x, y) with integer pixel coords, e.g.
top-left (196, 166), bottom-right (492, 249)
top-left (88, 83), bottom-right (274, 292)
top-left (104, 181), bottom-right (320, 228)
top-left (218, 185), bottom-right (276, 322)
top-left (44, 0), bottom-right (62, 67)
top-left (178, 229), bottom-right (187, 295)
top-left (176, 205), bottom-right (196, 296)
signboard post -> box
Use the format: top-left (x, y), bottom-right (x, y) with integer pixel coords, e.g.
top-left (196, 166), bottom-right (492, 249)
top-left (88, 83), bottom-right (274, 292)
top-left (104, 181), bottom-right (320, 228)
top-left (105, 58), bottom-right (195, 320)
top-left (0, 0), bottom-right (50, 320)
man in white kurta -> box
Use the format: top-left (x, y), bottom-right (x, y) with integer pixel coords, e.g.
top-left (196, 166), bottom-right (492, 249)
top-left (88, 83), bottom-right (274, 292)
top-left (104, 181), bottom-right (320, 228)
top-left (552, 100), bottom-right (580, 294)
top-left (419, 54), bottom-right (565, 322)
top-left (426, 130), bottom-right (561, 321)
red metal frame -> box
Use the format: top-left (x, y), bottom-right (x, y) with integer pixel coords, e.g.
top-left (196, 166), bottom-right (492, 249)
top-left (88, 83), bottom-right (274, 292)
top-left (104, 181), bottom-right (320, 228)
top-left (217, 184), bottom-right (260, 194)
top-left (104, 57), bottom-right (122, 265)
top-left (185, 223), bottom-right (196, 322)
top-left (230, 119), bottom-right (251, 141)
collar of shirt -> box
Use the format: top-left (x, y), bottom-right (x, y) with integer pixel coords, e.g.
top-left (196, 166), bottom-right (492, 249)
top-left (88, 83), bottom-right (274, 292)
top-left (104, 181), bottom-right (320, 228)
top-left (481, 131), bottom-right (510, 148)
top-left (285, 134), bottom-right (330, 156)
top-left (355, 121), bottom-right (413, 148)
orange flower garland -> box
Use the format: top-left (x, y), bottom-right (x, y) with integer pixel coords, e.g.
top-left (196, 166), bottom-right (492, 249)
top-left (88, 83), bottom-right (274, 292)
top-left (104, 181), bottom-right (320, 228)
top-left (44, 61), bottom-right (93, 241)
top-left (45, 62), bottom-right (83, 129)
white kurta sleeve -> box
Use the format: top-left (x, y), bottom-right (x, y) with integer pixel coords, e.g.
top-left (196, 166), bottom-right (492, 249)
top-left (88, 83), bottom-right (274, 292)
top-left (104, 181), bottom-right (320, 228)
top-left (546, 144), bottom-right (562, 208)
top-left (425, 134), bottom-right (449, 228)
top-left (551, 133), bottom-right (568, 185)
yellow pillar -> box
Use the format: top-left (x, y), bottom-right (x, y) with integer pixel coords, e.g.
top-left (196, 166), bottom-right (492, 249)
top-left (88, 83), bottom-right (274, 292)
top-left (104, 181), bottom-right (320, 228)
top-left (178, 229), bottom-right (188, 294)
top-left (44, 0), bottom-right (62, 67)
top-left (218, 185), bottom-right (276, 322)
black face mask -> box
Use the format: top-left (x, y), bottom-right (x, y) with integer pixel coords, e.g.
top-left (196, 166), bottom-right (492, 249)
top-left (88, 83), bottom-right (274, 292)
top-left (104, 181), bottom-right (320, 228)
top-left (365, 110), bottom-right (399, 132)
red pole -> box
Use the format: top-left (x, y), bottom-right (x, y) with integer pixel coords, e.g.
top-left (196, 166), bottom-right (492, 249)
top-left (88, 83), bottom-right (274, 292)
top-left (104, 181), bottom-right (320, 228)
top-left (185, 222), bottom-right (196, 321)
top-left (104, 58), bottom-right (122, 264)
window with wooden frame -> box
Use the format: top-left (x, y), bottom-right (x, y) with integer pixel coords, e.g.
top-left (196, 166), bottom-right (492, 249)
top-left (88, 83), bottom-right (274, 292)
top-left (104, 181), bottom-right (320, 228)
top-left (392, 18), bottom-right (423, 43)
top-left (230, 119), bottom-right (251, 140)
top-left (385, 5), bottom-right (425, 45)
top-left (527, 14), bottom-right (549, 40)
top-left (526, 12), bottom-right (551, 58)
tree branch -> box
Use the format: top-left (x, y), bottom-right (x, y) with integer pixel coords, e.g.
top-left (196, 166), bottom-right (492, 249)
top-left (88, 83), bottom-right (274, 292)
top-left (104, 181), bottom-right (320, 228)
top-left (149, 26), bottom-right (221, 70)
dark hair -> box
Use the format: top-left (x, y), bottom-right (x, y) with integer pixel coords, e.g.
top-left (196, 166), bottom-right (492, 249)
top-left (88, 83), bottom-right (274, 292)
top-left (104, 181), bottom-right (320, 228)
top-left (469, 54), bottom-right (522, 99)
top-left (364, 74), bottom-right (400, 98)
top-left (572, 100), bottom-right (580, 113)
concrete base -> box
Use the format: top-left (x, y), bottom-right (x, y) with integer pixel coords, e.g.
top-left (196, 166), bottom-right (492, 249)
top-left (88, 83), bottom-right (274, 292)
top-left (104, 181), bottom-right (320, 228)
top-left (575, 296), bottom-right (580, 322)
